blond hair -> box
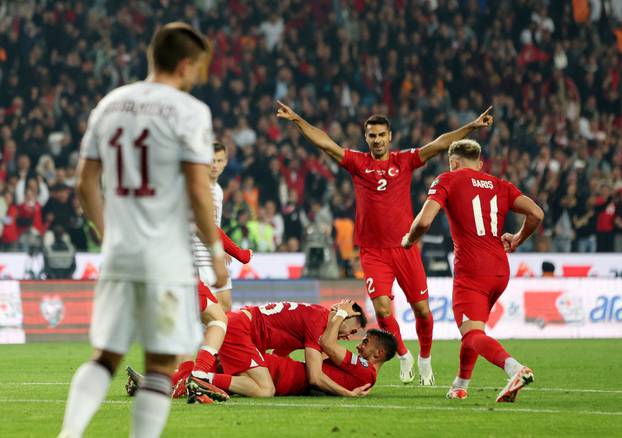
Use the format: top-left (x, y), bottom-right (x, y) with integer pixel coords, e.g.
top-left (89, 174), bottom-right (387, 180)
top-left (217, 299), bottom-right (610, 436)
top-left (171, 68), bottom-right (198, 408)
top-left (448, 139), bottom-right (481, 160)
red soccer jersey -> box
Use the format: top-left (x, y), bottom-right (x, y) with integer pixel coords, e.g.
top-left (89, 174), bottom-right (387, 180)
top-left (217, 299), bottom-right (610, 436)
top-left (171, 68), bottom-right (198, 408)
top-left (427, 168), bottom-right (522, 277)
top-left (265, 351), bottom-right (377, 396)
top-left (322, 350), bottom-right (377, 390)
top-left (339, 148), bottom-right (425, 248)
top-left (249, 302), bottom-right (329, 353)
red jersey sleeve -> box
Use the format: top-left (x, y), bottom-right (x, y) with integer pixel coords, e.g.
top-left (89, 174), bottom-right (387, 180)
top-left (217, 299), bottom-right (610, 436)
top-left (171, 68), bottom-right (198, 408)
top-left (426, 172), bottom-right (452, 207)
top-left (501, 179), bottom-right (522, 206)
top-left (338, 350), bottom-right (377, 386)
top-left (399, 148), bottom-right (424, 171)
top-left (303, 307), bottom-right (329, 351)
top-left (339, 149), bottom-right (363, 174)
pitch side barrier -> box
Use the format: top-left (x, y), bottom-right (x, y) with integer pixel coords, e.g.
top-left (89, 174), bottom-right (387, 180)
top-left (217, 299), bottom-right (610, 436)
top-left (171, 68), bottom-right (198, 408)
top-left (0, 277), bottom-right (620, 344)
top-left (1, 252), bottom-right (622, 280)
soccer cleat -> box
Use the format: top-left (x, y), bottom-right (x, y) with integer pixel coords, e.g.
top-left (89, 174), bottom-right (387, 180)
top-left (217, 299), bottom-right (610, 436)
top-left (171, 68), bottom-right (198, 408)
top-left (446, 387), bottom-right (468, 399)
top-left (496, 366), bottom-right (534, 403)
top-left (399, 352), bottom-right (415, 384)
top-left (125, 366), bottom-right (143, 397)
top-left (418, 356), bottom-right (435, 386)
top-left (187, 391), bottom-right (214, 404)
top-left (186, 375), bottom-right (230, 402)
top-left (171, 378), bottom-right (188, 399)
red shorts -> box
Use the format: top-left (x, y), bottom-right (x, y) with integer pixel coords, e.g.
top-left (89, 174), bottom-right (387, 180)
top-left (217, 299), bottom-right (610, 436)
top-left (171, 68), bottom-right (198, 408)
top-left (360, 246), bottom-right (428, 304)
top-left (218, 311), bottom-right (266, 375)
top-left (264, 353), bottom-right (308, 396)
top-left (452, 275), bottom-right (509, 327)
top-left (197, 280), bottom-right (218, 312)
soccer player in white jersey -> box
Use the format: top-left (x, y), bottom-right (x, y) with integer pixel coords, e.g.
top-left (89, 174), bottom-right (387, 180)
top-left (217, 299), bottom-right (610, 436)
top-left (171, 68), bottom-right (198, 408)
top-left (58, 22), bottom-right (227, 438)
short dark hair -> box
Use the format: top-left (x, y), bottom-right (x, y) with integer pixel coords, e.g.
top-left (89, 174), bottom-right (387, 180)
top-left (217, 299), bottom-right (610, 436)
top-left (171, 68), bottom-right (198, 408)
top-left (364, 115), bottom-right (391, 132)
top-left (367, 328), bottom-right (398, 362)
top-left (213, 141), bottom-right (227, 154)
top-left (148, 22), bottom-right (210, 73)
top-left (349, 302), bottom-right (367, 329)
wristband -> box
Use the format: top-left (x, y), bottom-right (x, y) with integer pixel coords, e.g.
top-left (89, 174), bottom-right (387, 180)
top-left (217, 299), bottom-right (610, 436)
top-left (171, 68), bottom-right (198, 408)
top-left (335, 309), bottom-right (348, 319)
top-left (209, 240), bottom-right (225, 258)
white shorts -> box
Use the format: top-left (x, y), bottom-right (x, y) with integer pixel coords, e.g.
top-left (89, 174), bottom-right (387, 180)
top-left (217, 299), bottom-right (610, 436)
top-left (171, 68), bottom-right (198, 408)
top-left (197, 265), bottom-right (232, 294)
top-left (90, 280), bottom-right (203, 356)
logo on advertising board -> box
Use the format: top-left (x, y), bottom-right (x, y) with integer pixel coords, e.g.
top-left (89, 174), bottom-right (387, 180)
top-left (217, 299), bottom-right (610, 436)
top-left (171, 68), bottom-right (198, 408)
top-left (524, 291), bottom-right (583, 328)
top-left (40, 295), bottom-right (65, 328)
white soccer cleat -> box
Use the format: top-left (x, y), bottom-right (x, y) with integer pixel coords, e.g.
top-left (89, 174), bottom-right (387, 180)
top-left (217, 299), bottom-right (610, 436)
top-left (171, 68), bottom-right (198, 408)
top-left (496, 366), bottom-right (534, 403)
top-left (446, 387), bottom-right (468, 399)
top-left (399, 352), bottom-right (415, 384)
top-left (418, 355), bottom-right (435, 386)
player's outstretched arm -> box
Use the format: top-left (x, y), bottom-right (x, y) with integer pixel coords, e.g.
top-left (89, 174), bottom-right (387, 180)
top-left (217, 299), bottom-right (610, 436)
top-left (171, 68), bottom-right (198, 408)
top-left (76, 158), bottom-right (104, 240)
top-left (502, 195), bottom-right (544, 253)
top-left (276, 100), bottom-right (345, 162)
top-left (319, 301), bottom-right (360, 365)
top-left (305, 348), bottom-right (369, 397)
top-left (183, 162), bottom-right (228, 287)
top-left (418, 106), bottom-right (493, 162)
top-left (402, 200), bottom-right (442, 249)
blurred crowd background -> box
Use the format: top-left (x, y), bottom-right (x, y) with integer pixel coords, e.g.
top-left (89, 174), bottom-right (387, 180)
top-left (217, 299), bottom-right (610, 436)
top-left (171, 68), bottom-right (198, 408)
top-left (1, 0), bottom-right (621, 278)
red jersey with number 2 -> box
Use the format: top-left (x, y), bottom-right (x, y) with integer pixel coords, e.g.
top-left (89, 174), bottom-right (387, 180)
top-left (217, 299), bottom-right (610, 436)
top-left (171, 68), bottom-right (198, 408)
top-left (249, 302), bottom-right (329, 353)
top-left (339, 148), bottom-right (425, 248)
top-left (426, 168), bottom-right (522, 277)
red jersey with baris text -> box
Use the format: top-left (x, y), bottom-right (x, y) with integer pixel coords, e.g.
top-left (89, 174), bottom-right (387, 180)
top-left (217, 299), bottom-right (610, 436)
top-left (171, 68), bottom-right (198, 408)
top-left (248, 302), bottom-right (329, 353)
top-left (426, 168), bottom-right (522, 277)
top-left (339, 148), bottom-right (425, 248)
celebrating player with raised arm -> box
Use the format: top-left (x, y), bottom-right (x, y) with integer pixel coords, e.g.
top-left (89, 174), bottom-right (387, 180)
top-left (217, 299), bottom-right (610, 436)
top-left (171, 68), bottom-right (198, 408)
top-left (401, 139), bottom-right (544, 402)
top-left (59, 23), bottom-right (226, 438)
top-left (276, 100), bottom-right (493, 385)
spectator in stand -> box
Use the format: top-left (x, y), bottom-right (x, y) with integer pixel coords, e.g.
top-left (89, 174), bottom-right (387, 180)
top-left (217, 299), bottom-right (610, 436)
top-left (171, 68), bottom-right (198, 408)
top-left (1, 0), bottom-right (621, 262)
top-left (281, 190), bottom-right (307, 243)
top-left (247, 206), bottom-right (276, 252)
top-left (595, 184), bottom-right (616, 252)
top-left (572, 195), bottom-right (597, 253)
top-left (264, 200), bottom-right (284, 248)
top-left (241, 175), bottom-right (259, 218)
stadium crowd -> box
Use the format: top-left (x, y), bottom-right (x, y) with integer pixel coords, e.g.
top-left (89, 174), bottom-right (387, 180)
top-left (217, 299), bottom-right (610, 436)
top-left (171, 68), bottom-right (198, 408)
top-left (1, 0), bottom-right (621, 275)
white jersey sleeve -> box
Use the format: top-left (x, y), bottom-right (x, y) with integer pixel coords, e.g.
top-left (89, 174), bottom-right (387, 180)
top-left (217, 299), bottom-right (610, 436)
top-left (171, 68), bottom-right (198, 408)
top-left (80, 106), bottom-right (102, 160)
top-left (178, 105), bottom-right (214, 165)
top-left (192, 182), bottom-right (223, 268)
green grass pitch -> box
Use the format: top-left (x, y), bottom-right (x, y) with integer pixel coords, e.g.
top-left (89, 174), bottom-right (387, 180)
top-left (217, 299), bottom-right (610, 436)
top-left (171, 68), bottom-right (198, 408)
top-left (1, 339), bottom-right (621, 437)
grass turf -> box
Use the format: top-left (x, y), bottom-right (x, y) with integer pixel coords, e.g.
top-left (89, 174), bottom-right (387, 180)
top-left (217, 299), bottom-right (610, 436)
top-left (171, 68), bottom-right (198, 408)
top-left (0, 339), bottom-right (621, 437)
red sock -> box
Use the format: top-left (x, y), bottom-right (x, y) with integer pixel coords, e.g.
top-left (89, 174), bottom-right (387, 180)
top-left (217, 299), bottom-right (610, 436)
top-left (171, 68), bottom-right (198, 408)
top-left (212, 373), bottom-right (232, 391)
top-left (415, 312), bottom-right (434, 358)
top-left (194, 349), bottom-right (216, 373)
top-left (171, 360), bottom-right (194, 386)
top-left (462, 330), bottom-right (510, 369)
top-left (377, 315), bottom-right (408, 356)
top-left (458, 343), bottom-right (479, 379)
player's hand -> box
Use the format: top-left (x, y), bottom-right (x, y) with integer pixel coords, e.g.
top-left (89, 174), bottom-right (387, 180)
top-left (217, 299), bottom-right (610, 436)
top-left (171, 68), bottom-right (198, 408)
top-left (336, 299), bottom-right (360, 318)
top-left (471, 106), bottom-right (493, 129)
top-left (212, 256), bottom-right (228, 288)
top-left (224, 254), bottom-right (232, 267)
top-left (501, 232), bottom-right (520, 253)
top-left (348, 383), bottom-right (372, 397)
top-left (276, 100), bottom-right (300, 122)
top-left (401, 233), bottom-right (415, 249)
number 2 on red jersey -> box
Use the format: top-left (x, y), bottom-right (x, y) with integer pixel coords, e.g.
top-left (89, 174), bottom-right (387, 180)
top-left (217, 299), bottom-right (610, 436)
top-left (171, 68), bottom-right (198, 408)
top-left (108, 127), bottom-right (156, 197)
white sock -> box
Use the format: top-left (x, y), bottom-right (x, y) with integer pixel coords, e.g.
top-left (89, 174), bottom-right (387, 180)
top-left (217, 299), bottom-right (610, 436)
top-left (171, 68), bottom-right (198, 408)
top-left (452, 376), bottom-right (470, 389)
top-left (131, 373), bottom-right (172, 438)
top-left (418, 355), bottom-right (431, 365)
top-left (200, 345), bottom-right (218, 355)
top-left (190, 370), bottom-right (215, 381)
top-left (399, 351), bottom-right (413, 361)
top-left (503, 357), bottom-right (523, 378)
top-left (60, 361), bottom-right (112, 438)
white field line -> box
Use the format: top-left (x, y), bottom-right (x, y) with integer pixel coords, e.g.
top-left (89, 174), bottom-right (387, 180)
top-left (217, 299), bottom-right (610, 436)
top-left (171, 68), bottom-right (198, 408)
top-left (0, 398), bottom-right (620, 417)
top-left (376, 384), bottom-right (622, 394)
top-left (2, 382), bottom-right (621, 394)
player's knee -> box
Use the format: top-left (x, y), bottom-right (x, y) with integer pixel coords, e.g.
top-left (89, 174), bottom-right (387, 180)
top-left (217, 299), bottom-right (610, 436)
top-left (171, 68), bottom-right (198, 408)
top-left (374, 305), bottom-right (392, 318)
top-left (414, 308), bottom-right (431, 319)
top-left (257, 384), bottom-right (276, 397)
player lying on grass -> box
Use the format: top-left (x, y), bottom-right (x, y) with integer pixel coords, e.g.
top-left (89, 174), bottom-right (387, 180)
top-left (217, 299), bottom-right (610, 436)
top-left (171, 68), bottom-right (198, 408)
top-left (126, 301), bottom-right (397, 399)
top-left (277, 100), bottom-right (493, 386)
top-left (128, 301), bottom-right (368, 401)
top-left (401, 139), bottom-right (543, 402)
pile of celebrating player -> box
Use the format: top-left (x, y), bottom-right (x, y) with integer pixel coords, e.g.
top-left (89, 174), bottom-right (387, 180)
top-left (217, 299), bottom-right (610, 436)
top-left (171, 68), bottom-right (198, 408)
top-left (57, 21), bottom-right (545, 438)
